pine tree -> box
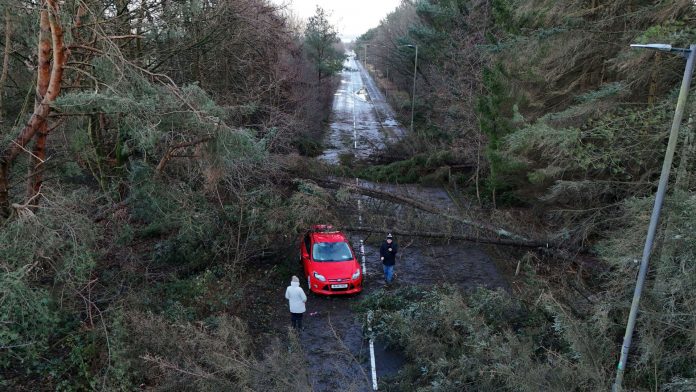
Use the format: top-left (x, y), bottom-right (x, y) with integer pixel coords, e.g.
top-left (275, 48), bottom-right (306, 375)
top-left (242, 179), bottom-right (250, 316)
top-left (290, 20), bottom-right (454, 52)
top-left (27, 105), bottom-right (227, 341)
top-left (304, 6), bottom-right (344, 82)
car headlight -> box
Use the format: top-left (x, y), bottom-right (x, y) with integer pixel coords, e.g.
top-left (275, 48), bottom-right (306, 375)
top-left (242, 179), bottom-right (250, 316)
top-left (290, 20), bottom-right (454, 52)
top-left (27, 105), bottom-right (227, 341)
top-left (352, 269), bottom-right (361, 280)
top-left (313, 272), bottom-right (326, 282)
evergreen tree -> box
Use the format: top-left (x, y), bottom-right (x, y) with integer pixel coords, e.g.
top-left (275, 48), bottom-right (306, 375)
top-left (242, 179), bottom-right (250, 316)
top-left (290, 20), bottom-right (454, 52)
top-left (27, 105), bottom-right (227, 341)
top-left (304, 6), bottom-right (344, 82)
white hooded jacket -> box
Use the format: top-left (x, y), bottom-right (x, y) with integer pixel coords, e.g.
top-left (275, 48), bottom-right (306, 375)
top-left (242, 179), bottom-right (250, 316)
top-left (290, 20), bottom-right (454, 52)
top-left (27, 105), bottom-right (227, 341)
top-left (285, 281), bottom-right (307, 314)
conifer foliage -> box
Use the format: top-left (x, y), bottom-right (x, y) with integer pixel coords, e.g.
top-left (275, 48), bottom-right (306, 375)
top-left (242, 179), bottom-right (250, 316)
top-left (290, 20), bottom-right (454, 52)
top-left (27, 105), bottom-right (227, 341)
top-left (356, 0), bottom-right (696, 390)
top-left (0, 0), bottom-right (339, 389)
top-left (303, 6), bottom-right (345, 83)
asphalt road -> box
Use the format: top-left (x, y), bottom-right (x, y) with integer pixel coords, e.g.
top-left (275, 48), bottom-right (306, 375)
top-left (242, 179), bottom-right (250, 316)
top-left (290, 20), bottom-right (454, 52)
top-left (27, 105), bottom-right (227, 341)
top-left (320, 53), bottom-right (404, 164)
top-left (303, 51), bottom-right (507, 392)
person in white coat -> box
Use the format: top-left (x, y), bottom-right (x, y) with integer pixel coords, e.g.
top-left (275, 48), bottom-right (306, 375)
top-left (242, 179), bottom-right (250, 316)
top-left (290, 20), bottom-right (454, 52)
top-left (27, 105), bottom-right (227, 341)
top-left (285, 275), bottom-right (307, 330)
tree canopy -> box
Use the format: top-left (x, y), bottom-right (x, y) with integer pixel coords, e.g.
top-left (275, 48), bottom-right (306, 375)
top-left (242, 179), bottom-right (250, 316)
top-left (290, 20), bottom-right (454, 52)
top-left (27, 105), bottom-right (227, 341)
top-left (304, 6), bottom-right (345, 82)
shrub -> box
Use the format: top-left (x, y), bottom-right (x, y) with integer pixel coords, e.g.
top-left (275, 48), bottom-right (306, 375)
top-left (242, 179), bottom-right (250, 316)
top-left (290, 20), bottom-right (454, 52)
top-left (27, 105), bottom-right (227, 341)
top-left (120, 312), bottom-right (310, 391)
top-left (0, 189), bottom-right (100, 388)
top-left (361, 285), bottom-right (611, 391)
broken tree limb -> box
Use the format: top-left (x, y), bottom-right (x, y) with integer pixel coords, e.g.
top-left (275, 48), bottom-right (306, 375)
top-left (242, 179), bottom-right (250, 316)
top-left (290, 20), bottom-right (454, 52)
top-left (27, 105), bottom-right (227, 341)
top-left (346, 225), bottom-right (599, 270)
top-left (316, 177), bottom-right (590, 254)
top-left (317, 178), bottom-right (541, 242)
top-left (155, 135), bottom-right (213, 175)
top-left (344, 226), bottom-right (552, 248)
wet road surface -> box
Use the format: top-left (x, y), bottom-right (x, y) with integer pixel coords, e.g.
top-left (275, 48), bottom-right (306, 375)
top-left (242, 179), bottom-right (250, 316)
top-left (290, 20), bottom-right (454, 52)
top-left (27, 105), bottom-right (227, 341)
top-left (300, 238), bottom-right (508, 391)
top-left (354, 60), bottom-right (405, 141)
top-left (320, 53), bottom-right (405, 164)
top-left (303, 51), bottom-right (507, 391)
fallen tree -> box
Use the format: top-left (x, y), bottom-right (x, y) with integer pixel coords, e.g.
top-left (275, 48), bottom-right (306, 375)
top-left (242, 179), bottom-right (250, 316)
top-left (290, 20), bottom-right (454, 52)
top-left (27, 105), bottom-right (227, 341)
top-left (345, 224), bottom-right (601, 273)
top-left (344, 225), bottom-right (550, 248)
top-left (316, 177), bottom-right (591, 254)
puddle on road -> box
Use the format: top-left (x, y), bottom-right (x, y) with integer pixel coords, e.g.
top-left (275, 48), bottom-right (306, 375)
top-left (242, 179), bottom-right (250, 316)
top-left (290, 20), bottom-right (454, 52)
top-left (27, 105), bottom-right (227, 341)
top-left (381, 117), bottom-right (399, 127)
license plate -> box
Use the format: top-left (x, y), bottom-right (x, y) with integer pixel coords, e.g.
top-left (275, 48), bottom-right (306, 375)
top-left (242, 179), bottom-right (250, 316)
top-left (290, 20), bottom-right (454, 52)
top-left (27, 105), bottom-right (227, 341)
top-left (331, 284), bottom-right (348, 289)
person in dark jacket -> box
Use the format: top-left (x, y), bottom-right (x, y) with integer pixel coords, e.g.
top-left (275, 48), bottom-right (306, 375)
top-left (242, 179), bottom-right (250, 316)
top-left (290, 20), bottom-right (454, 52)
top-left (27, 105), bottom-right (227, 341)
top-left (380, 233), bottom-right (398, 284)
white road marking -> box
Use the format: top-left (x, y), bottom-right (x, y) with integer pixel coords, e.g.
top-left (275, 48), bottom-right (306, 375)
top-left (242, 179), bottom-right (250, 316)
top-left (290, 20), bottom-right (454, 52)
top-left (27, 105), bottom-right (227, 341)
top-left (360, 240), bottom-right (366, 275)
top-left (351, 55), bottom-right (378, 390)
top-left (358, 199), bottom-right (362, 224)
top-left (368, 310), bottom-right (378, 390)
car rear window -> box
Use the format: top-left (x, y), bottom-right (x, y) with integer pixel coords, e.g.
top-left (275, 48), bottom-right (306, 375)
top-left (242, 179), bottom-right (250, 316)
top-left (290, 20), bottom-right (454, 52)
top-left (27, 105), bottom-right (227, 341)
top-left (312, 242), bottom-right (353, 262)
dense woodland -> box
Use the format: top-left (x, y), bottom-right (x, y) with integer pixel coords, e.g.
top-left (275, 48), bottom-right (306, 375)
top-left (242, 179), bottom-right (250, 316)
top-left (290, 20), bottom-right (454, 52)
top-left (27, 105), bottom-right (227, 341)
top-left (356, 0), bottom-right (696, 390)
top-left (0, 0), bottom-right (344, 389)
top-left (1, 0), bottom-right (695, 390)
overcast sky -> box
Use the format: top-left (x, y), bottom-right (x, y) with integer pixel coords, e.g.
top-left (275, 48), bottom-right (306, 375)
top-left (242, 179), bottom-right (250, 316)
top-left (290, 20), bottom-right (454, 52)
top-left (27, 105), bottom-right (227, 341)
top-left (275, 0), bottom-right (402, 42)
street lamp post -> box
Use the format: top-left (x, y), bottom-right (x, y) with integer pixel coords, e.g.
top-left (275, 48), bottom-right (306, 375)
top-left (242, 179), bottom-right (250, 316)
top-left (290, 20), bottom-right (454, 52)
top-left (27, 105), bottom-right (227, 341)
top-left (400, 44), bottom-right (418, 134)
top-left (613, 43), bottom-right (695, 392)
top-left (361, 42), bottom-right (419, 133)
top-left (363, 44), bottom-right (368, 68)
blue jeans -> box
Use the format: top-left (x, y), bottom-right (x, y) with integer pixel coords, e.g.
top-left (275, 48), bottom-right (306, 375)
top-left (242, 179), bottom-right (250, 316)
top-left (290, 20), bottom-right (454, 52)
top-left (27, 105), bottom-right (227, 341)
top-left (383, 264), bottom-right (394, 283)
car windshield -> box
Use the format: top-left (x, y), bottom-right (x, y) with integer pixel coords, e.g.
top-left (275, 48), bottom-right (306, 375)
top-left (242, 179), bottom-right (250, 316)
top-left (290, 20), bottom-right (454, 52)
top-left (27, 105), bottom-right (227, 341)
top-left (312, 241), bottom-right (353, 262)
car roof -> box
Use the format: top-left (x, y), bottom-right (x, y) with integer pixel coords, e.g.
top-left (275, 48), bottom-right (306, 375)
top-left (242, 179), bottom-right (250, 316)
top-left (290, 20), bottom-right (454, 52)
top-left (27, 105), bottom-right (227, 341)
top-left (311, 231), bottom-right (347, 243)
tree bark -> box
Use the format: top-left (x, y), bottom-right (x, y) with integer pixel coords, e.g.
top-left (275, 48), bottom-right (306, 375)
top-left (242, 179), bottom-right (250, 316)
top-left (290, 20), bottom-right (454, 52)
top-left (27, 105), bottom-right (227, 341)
top-left (26, 9), bottom-right (52, 203)
top-left (37, 9), bottom-right (51, 103)
top-left (0, 8), bottom-right (12, 122)
top-left (0, 0), bottom-right (68, 218)
top-left (27, 0), bottom-right (67, 206)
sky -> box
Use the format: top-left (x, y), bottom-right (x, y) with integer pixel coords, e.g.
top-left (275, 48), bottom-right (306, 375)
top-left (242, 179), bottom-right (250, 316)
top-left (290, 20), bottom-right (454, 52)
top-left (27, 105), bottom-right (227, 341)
top-left (275, 0), bottom-right (403, 42)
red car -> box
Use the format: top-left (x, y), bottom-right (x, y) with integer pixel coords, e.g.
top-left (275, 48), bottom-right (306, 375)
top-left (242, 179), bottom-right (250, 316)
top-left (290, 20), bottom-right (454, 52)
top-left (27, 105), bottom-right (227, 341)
top-left (300, 225), bottom-right (363, 295)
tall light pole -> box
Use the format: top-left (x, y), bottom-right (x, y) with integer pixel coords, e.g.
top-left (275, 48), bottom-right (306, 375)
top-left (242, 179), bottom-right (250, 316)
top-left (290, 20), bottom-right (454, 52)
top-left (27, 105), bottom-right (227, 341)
top-left (363, 44), bottom-right (368, 69)
top-left (401, 44), bottom-right (418, 134)
top-left (613, 43), bottom-right (695, 392)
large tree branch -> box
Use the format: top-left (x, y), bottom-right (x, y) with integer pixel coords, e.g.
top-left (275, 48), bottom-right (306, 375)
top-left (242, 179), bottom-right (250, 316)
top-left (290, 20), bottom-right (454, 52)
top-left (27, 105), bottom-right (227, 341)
top-left (345, 226), bottom-right (550, 248)
top-left (155, 135), bottom-right (214, 175)
top-left (316, 177), bottom-right (589, 253)
top-left (318, 177), bottom-right (532, 240)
